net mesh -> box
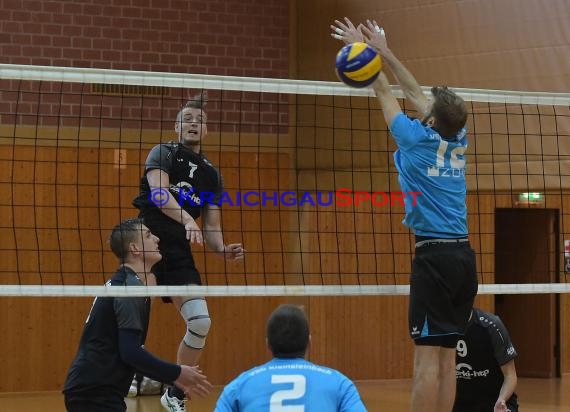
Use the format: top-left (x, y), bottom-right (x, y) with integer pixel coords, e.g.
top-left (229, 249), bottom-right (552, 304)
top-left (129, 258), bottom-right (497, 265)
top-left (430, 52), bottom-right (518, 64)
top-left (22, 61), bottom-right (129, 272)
top-left (1, 63), bottom-right (570, 296)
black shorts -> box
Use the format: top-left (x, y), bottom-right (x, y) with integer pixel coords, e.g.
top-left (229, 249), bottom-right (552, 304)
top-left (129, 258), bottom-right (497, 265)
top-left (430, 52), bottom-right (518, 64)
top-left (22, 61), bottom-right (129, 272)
top-left (453, 398), bottom-right (518, 412)
top-left (139, 209), bottom-right (202, 287)
top-left (409, 240), bottom-right (478, 348)
top-left (64, 394), bottom-right (125, 412)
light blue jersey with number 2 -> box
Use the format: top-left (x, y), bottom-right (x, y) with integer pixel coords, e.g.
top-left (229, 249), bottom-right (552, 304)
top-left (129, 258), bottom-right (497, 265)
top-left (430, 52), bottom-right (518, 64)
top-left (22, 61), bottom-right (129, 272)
top-left (391, 113), bottom-right (468, 237)
top-left (214, 358), bottom-right (366, 412)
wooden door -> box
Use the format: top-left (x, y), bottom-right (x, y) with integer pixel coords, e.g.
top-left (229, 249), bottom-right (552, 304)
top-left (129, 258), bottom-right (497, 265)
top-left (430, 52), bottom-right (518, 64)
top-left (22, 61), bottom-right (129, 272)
top-left (494, 208), bottom-right (559, 377)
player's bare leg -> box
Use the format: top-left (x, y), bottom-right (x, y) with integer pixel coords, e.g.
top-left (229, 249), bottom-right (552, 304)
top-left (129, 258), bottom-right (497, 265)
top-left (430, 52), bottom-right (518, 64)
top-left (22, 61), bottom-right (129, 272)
top-left (177, 342), bottom-right (202, 370)
top-left (435, 348), bottom-right (457, 412)
top-left (410, 345), bottom-right (440, 412)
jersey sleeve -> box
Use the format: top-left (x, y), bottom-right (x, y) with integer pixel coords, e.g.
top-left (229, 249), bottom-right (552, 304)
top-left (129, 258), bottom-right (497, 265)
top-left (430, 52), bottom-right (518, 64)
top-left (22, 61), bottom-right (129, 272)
top-left (114, 297), bottom-right (146, 332)
top-left (488, 316), bottom-right (518, 366)
top-left (145, 144), bottom-right (175, 174)
top-left (213, 378), bottom-right (239, 412)
top-left (200, 153), bottom-right (224, 206)
top-left (211, 169), bottom-right (224, 205)
top-left (389, 112), bottom-right (426, 151)
top-left (338, 373), bottom-right (367, 412)
top-left (118, 329), bottom-right (181, 384)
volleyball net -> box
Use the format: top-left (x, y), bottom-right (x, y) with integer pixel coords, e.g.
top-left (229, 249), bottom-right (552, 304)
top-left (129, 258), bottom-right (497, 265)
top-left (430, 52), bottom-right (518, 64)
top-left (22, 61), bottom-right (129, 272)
top-left (1, 63), bottom-right (570, 297)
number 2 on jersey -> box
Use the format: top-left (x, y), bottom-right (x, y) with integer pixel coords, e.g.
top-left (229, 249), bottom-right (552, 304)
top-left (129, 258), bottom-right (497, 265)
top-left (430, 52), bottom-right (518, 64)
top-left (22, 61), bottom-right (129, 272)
top-left (269, 374), bottom-right (306, 411)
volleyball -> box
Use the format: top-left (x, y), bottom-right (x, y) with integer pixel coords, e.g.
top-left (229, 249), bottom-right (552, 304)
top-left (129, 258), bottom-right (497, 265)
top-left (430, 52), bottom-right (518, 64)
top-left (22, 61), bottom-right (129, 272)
top-left (335, 42), bottom-right (382, 88)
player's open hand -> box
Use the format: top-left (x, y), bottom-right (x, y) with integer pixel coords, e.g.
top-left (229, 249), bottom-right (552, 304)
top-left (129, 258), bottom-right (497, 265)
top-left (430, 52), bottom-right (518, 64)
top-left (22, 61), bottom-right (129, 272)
top-left (184, 219), bottom-right (203, 245)
top-left (224, 243), bottom-right (245, 261)
top-left (175, 365), bottom-right (213, 398)
top-left (330, 17), bottom-right (363, 44)
top-left (360, 19), bottom-right (389, 56)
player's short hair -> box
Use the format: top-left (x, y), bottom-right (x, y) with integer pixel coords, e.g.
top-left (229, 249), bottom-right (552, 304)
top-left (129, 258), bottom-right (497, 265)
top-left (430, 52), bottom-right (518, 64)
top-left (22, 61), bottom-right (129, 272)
top-left (267, 304), bottom-right (310, 358)
top-left (429, 86), bottom-right (467, 138)
top-left (108, 218), bottom-right (145, 261)
top-left (176, 90), bottom-right (208, 123)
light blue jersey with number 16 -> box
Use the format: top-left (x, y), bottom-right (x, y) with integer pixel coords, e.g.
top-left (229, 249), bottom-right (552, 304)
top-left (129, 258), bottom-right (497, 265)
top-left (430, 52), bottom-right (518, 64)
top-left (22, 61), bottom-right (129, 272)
top-left (214, 358), bottom-right (366, 412)
top-left (390, 112), bottom-right (468, 238)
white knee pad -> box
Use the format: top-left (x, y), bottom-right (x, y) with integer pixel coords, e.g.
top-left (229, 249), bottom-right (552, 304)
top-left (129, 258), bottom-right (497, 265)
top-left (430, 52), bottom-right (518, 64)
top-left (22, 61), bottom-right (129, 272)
top-left (180, 298), bottom-right (211, 349)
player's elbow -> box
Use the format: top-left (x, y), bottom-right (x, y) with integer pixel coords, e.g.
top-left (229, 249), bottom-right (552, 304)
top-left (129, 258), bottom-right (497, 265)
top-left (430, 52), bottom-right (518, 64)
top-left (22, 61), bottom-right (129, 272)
top-left (118, 329), bottom-right (145, 368)
top-left (119, 343), bottom-right (140, 367)
top-left (503, 364), bottom-right (518, 390)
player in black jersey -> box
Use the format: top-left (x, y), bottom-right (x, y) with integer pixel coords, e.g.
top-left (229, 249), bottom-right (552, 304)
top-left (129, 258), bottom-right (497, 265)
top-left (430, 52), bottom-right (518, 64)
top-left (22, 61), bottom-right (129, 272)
top-left (63, 218), bottom-right (212, 412)
top-left (133, 91), bottom-right (245, 411)
top-left (453, 308), bottom-right (518, 412)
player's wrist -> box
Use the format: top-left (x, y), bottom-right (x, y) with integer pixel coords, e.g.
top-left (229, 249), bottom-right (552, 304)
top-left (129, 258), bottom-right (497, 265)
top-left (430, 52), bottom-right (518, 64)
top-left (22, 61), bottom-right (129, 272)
top-left (380, 48), bottom-right (396, 63)
top-left (181, 214), bottom-right (195, 226)
top-left (173, 365), bottom-right (183, 381)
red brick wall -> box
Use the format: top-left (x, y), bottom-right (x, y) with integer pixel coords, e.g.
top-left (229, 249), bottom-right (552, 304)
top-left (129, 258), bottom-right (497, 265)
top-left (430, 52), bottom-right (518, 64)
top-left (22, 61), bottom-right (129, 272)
top-left (1, 0), bottom-right (289, 77)
top-left (0, 0), bottom-right (290, 133)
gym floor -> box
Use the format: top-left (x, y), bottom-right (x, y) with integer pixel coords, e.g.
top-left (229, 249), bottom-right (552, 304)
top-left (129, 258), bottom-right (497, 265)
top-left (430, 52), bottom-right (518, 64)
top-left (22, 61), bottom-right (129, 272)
top-left (1, 377), bottom-right (569, 411)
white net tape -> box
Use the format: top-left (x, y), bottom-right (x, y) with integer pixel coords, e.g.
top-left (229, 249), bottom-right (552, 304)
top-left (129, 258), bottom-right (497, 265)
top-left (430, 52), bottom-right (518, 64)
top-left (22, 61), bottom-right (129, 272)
top-left (1, 283), bottom-right (569, 297)
top-left (2, 63), bottom-right (570, 105)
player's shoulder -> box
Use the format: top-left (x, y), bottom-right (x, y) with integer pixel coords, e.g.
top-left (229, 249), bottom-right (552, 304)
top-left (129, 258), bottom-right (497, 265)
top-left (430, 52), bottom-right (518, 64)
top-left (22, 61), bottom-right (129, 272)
top-left (109, 267), bottom-right (143, 286)
top-left (226, 361), bottom-right (271, 388)
top-left (148, 141), bottom-right (179, 158)
top-left (307, 362), bottom-right (359, 394)
top-left (472, 309), bottom-right (506, 332)
top-left (109, 267), bottom-right (129, 285)
top-left (300, 360), bottom-right (352, 383)
top-left (161, 141), bottom-right (180, 152)
top-left (394, 113), bottom-right (425, 129)
top-left (473, 308), bottom-right (499, 323)
top-left (390, 113), bottom-right (432, 147)
top-left (199, 151), bottom-right (219, 169)
top-left (150, 140), bottom-right (178, 149)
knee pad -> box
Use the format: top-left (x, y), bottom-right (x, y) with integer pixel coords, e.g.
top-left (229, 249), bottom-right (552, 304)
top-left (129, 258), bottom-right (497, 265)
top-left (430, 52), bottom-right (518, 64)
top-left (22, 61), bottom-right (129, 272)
top-left (180, 298), bottom-right (211, 349)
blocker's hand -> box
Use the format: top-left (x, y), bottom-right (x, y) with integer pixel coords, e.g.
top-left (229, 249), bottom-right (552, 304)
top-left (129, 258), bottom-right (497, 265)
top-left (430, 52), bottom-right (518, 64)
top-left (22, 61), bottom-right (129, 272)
top-left (359, 19), bottom-right (389, 56)
top-left (223, 243), bottom-right (245, 261)
top-left (330, 17), bottom-right (364, 44)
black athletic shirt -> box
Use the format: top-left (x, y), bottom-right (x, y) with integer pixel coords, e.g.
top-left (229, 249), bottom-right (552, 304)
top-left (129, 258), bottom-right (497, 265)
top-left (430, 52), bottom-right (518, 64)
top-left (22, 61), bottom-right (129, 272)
top-left (63, 267), bottom-right (159, 399)
top-left (133, 142), bottom-right (223, 219)
top-left (454, 308), bottom-right (518, 411)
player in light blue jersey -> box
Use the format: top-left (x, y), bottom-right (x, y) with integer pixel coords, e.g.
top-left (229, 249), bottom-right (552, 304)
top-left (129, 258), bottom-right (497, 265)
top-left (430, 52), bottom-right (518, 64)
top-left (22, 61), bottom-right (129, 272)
top-left (331, 18), bottom-right (478, 412)
top-left (214, 304), bottom-right (366, 412)
top-left (391, 115), bottom-right (468, 237)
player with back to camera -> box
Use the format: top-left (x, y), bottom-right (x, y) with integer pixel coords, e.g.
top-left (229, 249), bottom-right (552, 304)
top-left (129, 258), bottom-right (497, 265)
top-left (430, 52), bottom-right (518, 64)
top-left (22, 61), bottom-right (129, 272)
top-left (132, 91), bottom-right (245, 412)
top-left (453, 308), bottom-right (518, 412)
top-left (331, 18), bottom-right (478, 412)
top-left (214, 304), bottom-right (367, 411)
top-left (63, 218), bottom-right (212, 412)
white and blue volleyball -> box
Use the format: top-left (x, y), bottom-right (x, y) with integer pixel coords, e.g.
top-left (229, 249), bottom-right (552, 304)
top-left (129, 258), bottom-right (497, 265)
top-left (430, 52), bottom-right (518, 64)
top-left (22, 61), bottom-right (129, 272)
top-left (335, 42), bottom-right (382, 88)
